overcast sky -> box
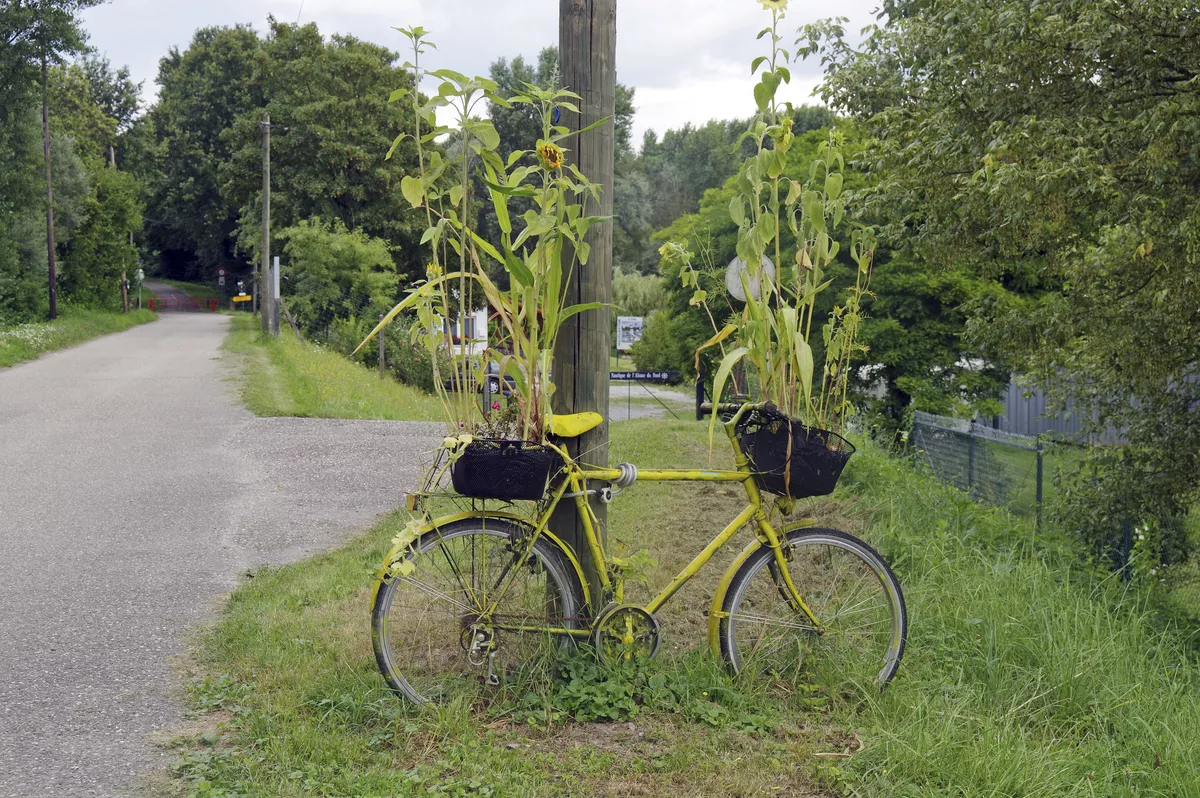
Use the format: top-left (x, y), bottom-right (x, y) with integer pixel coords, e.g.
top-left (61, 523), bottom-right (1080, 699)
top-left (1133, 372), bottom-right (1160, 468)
top-left (81, 0), bottom-right (880, 146)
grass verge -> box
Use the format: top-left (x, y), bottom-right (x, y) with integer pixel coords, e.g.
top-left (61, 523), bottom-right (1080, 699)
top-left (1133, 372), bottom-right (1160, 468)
top-left (171, 420), bottom-right (1200, 796)
top-left (0, 307), bottom-right (156, 369)
top-left (222, 314), bottom-right (443, 422)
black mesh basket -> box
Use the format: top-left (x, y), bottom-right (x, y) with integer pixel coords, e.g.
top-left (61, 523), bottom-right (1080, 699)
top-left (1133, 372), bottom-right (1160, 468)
top-left (450, 438), bottom-right (559, 501)
top-left (735, 405), bottom-right (855, 499)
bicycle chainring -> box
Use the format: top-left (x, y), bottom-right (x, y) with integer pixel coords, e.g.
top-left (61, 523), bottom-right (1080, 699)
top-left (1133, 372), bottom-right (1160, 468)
top-left (591, 603), bottom-right (661, 664)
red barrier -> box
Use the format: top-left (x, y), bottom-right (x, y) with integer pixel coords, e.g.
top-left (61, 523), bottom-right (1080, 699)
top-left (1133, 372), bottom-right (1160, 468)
top-left (183, 297), bottom-right (219, 312)
top-left (147, 296), bottom-right (218, 312)
top-left (147, 297), bottom-right (178, 312)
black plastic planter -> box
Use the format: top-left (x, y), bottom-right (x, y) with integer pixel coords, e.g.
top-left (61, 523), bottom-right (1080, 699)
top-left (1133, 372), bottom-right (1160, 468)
top-left (736, 405), bottom-right (855, 499)
top-left (450, 438), bottom-right (558, 501)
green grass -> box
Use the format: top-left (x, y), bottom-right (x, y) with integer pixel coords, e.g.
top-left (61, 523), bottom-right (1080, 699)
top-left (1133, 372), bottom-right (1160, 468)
top-left (170, 417), bottom-right (1200, 796)
top-left (0, 307), bottom-right (157, 368)
top-left (152, 278), bottom-right (219, 298)
top-left (222, 315), bottom-right (443, 422)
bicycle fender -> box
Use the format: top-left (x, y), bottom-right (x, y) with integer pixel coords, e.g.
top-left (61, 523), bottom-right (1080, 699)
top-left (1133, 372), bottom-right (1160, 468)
top-left (706, 519), bottom-right (817, 657)
top-left (368, 510), bottom-right (592, 612)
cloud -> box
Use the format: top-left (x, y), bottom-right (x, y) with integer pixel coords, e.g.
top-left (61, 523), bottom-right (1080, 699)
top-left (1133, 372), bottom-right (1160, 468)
top-left (81, 0), bottom-right (879, 146)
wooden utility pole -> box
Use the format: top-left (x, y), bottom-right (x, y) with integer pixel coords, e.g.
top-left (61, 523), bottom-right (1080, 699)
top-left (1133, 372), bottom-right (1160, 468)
top-left (41, 58), bottom-right (58, 321)
top-left (259, 113), bottom-right (271, 330)
top-left (552, 0), bottom-right (616, 601)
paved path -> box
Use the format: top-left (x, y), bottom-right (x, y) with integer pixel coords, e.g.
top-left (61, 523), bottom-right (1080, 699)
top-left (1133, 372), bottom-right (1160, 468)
top-left (608, 381), bottom-right (693, 421)
top-left (0, 314), bottom-right (439, 797)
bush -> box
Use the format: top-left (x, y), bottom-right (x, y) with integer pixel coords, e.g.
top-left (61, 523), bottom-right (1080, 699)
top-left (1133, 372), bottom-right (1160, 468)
top-left (383, 316), bottom-right (439, 394)
top-left (630, 308), bottom-right (714, 377)
top-left (278, 217), bottom-right (399, 343)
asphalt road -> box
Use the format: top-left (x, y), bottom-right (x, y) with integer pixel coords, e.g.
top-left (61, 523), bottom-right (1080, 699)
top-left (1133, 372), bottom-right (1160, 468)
top-left (0, 313), bottom-right (440, 797)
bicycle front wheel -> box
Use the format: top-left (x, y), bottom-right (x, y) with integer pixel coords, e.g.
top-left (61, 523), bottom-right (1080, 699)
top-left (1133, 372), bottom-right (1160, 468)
top-left (372, 518), bottom-right (583, 704)
top-left (719, 528), bottom-right (906, 693)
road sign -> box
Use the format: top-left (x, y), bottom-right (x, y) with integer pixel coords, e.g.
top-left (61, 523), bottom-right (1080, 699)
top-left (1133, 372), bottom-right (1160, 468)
top-left (610, 371), bottom-right (678, 383)
top-left (616, 316), bottom-right (644, 351)
top-left (134, 268), bottom-right (144, 283)
top-left (232, 295), bottom-right (252, 303)
top-left (218, 276), bottom-right (225, 286)
top-left (217, 267), bottom-right (227, 278)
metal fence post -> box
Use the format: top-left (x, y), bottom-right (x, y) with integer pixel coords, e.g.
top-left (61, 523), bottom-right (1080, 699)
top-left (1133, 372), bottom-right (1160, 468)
top-left (1119, 518), bottom-right (1133, 580)
top-left (1035, 443), bottom-right (1044, 533)
top-left (967, 432), bottom-right (977, 497)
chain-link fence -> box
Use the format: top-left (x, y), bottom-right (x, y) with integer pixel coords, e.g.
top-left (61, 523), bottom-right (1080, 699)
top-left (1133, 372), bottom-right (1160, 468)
top-left (911, 411), bottom-right (1075, 528)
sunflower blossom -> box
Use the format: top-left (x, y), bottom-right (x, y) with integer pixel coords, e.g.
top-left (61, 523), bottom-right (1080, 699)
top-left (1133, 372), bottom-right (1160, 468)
top-left (538, 142), bottom-right (565, 171)
top-left (758, 0), bottom-right (788, 11)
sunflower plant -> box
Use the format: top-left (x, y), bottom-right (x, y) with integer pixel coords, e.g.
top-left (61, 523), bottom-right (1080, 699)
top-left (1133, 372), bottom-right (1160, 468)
top-left (356, 27), bottom-right (606, 444)
top-left (682, 0), bottom-right (877, 440)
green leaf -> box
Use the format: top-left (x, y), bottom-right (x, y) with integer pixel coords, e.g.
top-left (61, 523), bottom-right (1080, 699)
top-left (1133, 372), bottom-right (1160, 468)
top-left (785, 179), bottom-right (803, 206)
top-left (468, 229), bottom-right (505, 264)
top-left (429, 68), bottom-right (469, 84)
top-left (708, 346), bottom-right (749, 444)
top-left (557, 115), bottom-right (611, 142)
top-left (474, 120), bottom-right (500, 151)
top-left (729, 196), bottom-right (746, 227)
top-left (824, 172), bottom-right (844, 201)
top-left (388, 88), bottom-right (410, 103)
top-left (487, 175), bottom-right (511, 235)
top-left (448, 184), bottom-right (464, 207)
top-left (504, 251), bottom-right (534, 287)
top-left (576, 240), bottom-right (592, 265)
top-left (751, 56), bottom-right (768, 75)
top-left (559, 301), bottom-right (605, 325)
top-left (400, 175), bottom-right (424, 208)
top-left (385, 132), bottom-right (408, 161)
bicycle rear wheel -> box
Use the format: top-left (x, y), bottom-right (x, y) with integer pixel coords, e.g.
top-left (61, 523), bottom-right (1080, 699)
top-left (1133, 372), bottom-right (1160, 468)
top-left (372, 518), bottom-right (583, 704)
top-left (719, 528), bottom-right (906, 694)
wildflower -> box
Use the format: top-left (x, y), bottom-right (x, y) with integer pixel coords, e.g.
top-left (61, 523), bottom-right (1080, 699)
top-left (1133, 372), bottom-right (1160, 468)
top-left (758, 0), bottom-right (788, 12)
top-left (1150, 568), bottom-right (1157, 575)
top-left (426, 261), bottom-right (442, 279)
top-left (538, 141), bottom-right (565, 170)
top-left (492, 401), bottom-right (501, 411)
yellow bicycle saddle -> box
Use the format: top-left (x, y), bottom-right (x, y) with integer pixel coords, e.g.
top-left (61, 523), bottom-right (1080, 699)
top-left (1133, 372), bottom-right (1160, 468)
top-left (549, 412), bottom-right (604, 438)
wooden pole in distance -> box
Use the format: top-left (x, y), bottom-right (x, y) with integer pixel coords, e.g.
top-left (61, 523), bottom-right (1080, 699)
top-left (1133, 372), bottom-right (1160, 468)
top-left (553, 0), bottom-right (616, 603)
top-left (259, 113), bottom-right (271, 328)
top-left (41, 58), bottom-right (58, 321)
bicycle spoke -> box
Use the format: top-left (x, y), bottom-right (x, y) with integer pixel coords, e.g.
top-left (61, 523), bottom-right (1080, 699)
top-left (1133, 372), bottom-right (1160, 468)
top-left (722, 531), bottom-right (905, 693)
top-left (374, 522), bottom-right (580, 705)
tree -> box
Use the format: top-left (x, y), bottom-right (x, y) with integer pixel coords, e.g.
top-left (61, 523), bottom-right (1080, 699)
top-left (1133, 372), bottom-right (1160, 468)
top-left (142, 24), bottom-right (262, 279)
top-left (0, 0), bottom-right (103, 319)
top-left (219, 20), bottom-right (424, 282)
top-left (804, 0), bottom-right (1200, 551)
top-left (80, 54), bottom-right (140, 133)
top-left (59, 163), bottom-right (141, 309)
top-left (276, 217), bottom-right (398, 353)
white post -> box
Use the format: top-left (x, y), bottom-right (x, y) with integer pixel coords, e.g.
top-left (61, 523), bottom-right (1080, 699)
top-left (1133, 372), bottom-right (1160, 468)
top-left (271, 256), bottom-right (281, 337)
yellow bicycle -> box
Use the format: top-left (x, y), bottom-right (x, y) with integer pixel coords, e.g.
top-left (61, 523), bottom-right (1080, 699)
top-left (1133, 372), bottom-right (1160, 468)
top-left (371, 402), bottom-right (907, 704)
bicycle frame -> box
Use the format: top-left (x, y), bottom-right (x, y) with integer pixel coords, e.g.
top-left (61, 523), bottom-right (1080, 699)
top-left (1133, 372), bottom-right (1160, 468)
top-left (472, 402), bottom-right (825, 638)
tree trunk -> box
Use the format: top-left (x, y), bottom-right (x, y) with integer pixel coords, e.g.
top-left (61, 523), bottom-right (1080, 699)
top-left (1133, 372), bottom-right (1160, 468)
top-left (42, 57), bottom-right (58, 321)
